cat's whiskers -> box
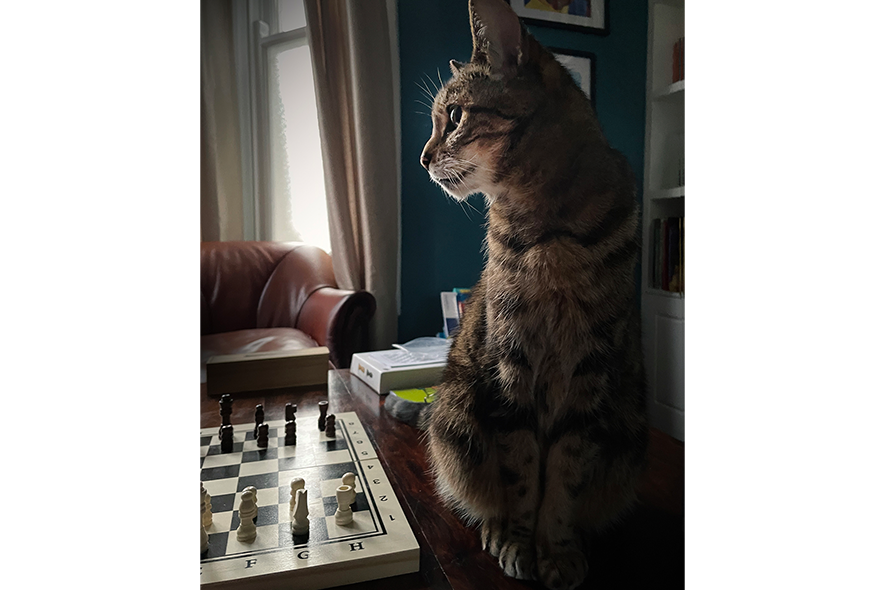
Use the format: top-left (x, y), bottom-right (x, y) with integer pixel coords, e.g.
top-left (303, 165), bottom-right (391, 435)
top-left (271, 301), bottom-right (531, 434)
top-left (457, 199), bottom-right (473, 220)
top-left (450, 169), bottom-right (484, 211)
top-left (423, 72), bottom-right (442, 95)
top-left (463, 196), bottom-right (484, 216)
top-left (415, 80), bottom-right (436, 103)
top-left (461, 154), bottom-right (495, 174)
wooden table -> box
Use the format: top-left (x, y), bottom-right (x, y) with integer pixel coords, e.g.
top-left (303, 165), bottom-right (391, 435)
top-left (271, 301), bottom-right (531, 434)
top-left (200, 369), bottom-right (684, 590)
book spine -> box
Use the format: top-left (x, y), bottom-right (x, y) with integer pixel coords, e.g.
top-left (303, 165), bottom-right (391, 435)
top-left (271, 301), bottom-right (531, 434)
top-left (679, 37), bottom-right (685, 81)
top-left (440, 291), bottom-right (460, 337)
top-left (350, 353), bottom-right (384, 393)
top-left (652, 219), bottom-right (662, 288)
top-left (672, 41), bottom-right (680, 83)
top-left (453, 288), bottom-right (471, 319)
top-left (667, 218), bottom-right (680, 292)
top-left (661, 218), bottom-right (670, 290)
top-left (679, 216), bottom-right (685, 293)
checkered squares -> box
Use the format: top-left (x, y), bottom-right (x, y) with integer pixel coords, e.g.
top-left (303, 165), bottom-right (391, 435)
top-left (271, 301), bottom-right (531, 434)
top-left (200, 416), bottom-right (377, 559)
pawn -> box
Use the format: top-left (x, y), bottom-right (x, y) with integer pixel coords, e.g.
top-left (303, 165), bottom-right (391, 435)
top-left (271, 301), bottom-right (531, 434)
top-left (254, 404), bottom-right (265, 438)
top-left (257, 423), bottom-right (269, 448)
top-left (201, 483), bottom-right (213, 528)
top-left (284, 420), bottom-right (296, 446)
top-left (218, 393), bottom-right (233, 436)
top-left (285, 402), bottom-right (296, 423)
top-left (291, 488), bottom-right (309, 535)
top-left (325, 414), bottom-right (336, 438)
top-left (236, 489), bottom-right (258, 542)
top-left (200, 494), bottom-right (209, 553)
top-left (341, 472), bottom-right (357, 508)
top-left (317, 401), bottom-right (329, 431)
top-left (289, 477), bottom-right (305, 515)
top-left (220, 424), bottom-right (234, 453)
top-left (334, 485), bottom-right (354, 525)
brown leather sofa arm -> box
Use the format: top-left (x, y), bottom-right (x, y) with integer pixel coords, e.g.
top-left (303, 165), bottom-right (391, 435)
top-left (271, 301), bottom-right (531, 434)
top-left (297, 287), bottom-right (377, 369)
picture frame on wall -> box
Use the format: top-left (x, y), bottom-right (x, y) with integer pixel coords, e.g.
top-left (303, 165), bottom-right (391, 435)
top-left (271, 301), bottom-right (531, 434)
top-left (511, 0), bottom-right (608, 35)
top-left (551, 48), bottom-right (596, 110)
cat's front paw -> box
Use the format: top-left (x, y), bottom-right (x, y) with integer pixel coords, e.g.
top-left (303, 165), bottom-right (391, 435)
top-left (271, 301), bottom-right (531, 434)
top-left (479, 519), bottom-right (505, 558)
top-left (536, 550), bottom-right (589, 590)
top-left (498, 539), bottom-right (536, 580)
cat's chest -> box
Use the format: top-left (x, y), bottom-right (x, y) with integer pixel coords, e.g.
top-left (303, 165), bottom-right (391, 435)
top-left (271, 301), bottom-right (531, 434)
top-left (486, 241), bottom-right (598, 342)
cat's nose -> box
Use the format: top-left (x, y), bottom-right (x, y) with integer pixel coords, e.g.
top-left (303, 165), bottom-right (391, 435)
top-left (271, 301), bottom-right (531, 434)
top-left (420, 152), bottom-right (432, 170)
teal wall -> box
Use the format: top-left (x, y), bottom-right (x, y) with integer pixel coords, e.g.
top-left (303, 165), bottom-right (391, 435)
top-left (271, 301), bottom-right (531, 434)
top-left (397, 0), bottom-right (649, 341)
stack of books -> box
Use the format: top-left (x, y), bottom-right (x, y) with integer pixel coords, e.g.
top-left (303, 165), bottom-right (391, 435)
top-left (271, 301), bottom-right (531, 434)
top-left (650, 217), bottom-right (685, 294)
top-left (350, 337), bottom-right (450, 394)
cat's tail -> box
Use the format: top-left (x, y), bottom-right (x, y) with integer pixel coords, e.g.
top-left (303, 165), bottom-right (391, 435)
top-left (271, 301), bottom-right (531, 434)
top-left (384, 393), bottom-right (433, 430)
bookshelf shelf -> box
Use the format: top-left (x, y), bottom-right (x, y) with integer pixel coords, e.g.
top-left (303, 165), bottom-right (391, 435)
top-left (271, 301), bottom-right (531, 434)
top-left (648, 186), bottom-right (685, 200)
top-left (642, 0), bottom-right (684, 442)
top-left (646, 288), bottom-right (684, 300)
top-left (653, 80), bottom-right (684, 101)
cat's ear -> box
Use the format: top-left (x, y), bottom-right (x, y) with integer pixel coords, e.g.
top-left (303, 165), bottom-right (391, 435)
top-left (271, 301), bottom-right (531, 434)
top-left (468, 0), bottom-right (527, 81)
top-left (449, 59), bottom-right (466, 76)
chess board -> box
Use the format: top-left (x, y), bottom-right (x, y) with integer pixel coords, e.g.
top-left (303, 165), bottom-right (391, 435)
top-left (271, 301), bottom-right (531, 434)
top-left (200, 411), bottom-right (420, 589)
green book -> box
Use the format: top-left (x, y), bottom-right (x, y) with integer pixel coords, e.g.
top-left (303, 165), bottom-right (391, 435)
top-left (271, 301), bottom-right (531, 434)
top-left (389, 387), bottom-right (438, 403)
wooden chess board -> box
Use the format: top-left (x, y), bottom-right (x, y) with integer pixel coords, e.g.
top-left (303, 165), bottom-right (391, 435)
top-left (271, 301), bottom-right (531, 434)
top-left (200, 411), bottom-right (420, 589)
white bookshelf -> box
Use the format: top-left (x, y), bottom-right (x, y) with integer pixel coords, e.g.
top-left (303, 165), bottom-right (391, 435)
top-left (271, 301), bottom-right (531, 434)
top-left (642, 0), bottom-right (684, 441)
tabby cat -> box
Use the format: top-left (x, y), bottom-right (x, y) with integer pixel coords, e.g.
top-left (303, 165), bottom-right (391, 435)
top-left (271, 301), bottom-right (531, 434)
top-left (417, 1), bottom-right (648, 589)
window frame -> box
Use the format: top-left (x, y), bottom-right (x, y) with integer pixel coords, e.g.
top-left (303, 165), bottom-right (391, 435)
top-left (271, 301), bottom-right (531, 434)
top-left (231, 0), bottom-right (313, 241)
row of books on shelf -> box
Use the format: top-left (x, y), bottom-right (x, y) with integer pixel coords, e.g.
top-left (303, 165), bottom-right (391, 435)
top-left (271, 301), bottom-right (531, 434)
top-left (672, 37), bottom-right (685, 83)
top-left (651, 217), bottom-right (684, 293)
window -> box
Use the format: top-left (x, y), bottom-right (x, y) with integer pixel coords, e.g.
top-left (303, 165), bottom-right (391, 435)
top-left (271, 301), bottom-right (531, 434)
top-left (233, 0), bottom-right (330, 252)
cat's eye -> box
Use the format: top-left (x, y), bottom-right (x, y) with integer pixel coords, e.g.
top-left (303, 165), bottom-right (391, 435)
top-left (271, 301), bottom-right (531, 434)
top-left (448, 106), bottom-right (463, 127)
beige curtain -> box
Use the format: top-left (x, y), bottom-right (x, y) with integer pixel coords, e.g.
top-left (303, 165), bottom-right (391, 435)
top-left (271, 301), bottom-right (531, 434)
top-left (305, 0), bottom-right (400, 350)
top-left (201, 0), bottom-right (244, 242)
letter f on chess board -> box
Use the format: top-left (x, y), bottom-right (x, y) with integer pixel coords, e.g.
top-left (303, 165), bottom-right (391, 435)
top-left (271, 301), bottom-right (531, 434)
top-left (199, 411), bottom-right (419, 590)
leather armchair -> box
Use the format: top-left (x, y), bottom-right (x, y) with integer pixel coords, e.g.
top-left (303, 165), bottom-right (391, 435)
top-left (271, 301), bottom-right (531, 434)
top-left (200, 241), bottom-right (376, 376)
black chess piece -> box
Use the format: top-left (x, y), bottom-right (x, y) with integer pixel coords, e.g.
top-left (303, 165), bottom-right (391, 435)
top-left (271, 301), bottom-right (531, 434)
top-left (325, 414), bottom-right (336, 438)
top-left (220, 424), bottom-right (234, 453)
top-left (284, 420), bottom-right (296, 446)
top-left (317, 401), bottom-right (329, 431)
top-left (285, 402), bottom-right (296, 423)
top-left (254, 404), bottom-right (264, 438)
top-left (257, 423), bottom-right (269, 449)
top-left (219, 393), bottom-right (233, 436)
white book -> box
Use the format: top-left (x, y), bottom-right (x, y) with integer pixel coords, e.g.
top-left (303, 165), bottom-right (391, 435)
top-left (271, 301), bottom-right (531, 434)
top-left (350, 349), bottom-right (446, 394)
top-left (440, 292), bottom-right (460, 337)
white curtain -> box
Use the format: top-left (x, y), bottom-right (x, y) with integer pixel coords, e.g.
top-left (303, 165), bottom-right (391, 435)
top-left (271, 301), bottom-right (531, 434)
top-left (200, 0), bottom-right (244, 242)
top-left (305, 0), bottom-right (401, 350)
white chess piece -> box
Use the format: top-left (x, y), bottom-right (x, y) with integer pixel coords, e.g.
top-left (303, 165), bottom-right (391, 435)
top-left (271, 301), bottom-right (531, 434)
top-left (201, 483), bottom-right (213, 528)
top-left (201, 494), bottom-right (210, 553)
top-left (243, 486), bottom-right (258, 523)
top-left (334, 485), bottom-right (354, 525)
top-left (341, 472), bottom-right (357, 506)
top-left (291, 488), bottom-right (309, 535)
top-left (289, 477), bottom-right (305, 516)
top-left (236, 489), bottom-right (258, 542)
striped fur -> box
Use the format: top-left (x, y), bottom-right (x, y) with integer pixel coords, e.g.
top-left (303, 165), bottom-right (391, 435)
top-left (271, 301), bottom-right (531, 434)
top-left (420, 3), bottom-right (647, 589)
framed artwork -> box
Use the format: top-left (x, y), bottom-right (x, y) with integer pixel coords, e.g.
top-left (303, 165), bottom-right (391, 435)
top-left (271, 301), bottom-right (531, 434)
top-left (551, 48), bottom-right (596, 109)
top-left (511, 0), bottom-right (608, 35)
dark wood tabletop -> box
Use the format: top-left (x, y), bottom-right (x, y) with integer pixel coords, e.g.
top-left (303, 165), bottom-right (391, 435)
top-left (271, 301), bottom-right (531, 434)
top-left (200, 369), bottom-right (684, 590)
